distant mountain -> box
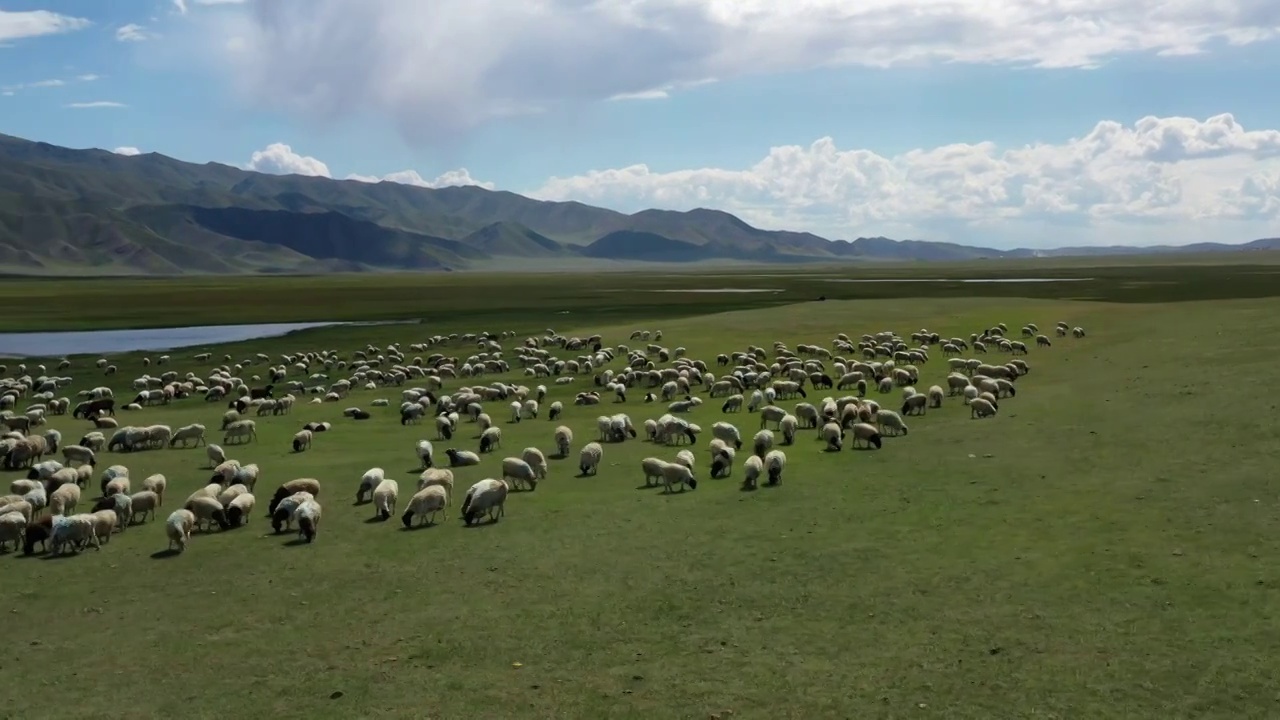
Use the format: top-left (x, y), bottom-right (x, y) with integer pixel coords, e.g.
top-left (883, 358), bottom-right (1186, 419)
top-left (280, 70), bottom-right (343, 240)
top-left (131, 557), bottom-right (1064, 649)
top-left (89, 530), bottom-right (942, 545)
top-left (0, 131), bottom-right (1274, 275)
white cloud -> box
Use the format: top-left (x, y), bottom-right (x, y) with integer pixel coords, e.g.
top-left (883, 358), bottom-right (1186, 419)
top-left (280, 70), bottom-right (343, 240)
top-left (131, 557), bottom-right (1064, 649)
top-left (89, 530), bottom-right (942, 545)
top-left (205, 0), bottom-right (1280, 142)
top-left (244, 142), bottom-right (493, 189)
top-left (113, 147), bottom-right (142, 156)
top-left (116, 24), bottom-right (152, 42)
top-left (246, 143), bottom-right (331, 177)
top-left (0, 9), bottom-right (90, 43)
top-left (77, 74), bottom-right (100, 82)
top-left (66, 101), bottom-right (127, 109)
top-left (346, 168), bottom-right (496, 190)
top-left (172, 0), bottom-right (188, 14)
top-left (526, 114), bottom-right (1280, 247)
top-left (174, 0), bottom-right (244, 12)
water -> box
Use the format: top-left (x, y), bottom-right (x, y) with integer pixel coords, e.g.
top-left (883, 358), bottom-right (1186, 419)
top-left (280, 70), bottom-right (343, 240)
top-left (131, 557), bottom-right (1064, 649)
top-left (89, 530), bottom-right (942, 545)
top-left (649, 288), bottom-right (782, 293)
top-left (821, 277), bottom-right (1092, 283)
top-left (0, 321), bottom-right (354, 358)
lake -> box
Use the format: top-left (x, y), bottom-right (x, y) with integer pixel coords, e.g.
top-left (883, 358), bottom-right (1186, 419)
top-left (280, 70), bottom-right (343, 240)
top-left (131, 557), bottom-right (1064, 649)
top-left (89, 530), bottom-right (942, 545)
top-left (0, 321), bottom-right (352, 358)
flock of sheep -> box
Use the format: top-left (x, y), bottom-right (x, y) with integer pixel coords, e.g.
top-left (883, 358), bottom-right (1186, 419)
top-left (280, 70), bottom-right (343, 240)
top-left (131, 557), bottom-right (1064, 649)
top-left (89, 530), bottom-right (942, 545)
top-left (0, 318), bottom-right (1086, 558)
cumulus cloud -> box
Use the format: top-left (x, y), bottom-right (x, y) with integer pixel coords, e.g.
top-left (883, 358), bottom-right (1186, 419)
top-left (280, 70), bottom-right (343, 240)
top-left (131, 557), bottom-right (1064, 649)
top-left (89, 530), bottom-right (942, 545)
top-left (246, 143), bottom-right (331, 177)
top-left (0, 9), bottom-right (90, 43)
top-left (206, 0), bottom-right (1280, 142)
top-left (527, 114), bottom-right (1280, 244)
top-left (113, 147), bottom-right (142, 156)
top-left (246, 142), bottom-right (492, 188)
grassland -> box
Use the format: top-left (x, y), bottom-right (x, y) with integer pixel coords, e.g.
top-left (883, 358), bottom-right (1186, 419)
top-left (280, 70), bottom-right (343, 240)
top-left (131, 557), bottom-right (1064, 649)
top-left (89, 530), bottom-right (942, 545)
top-left (3, 264), bottom-right (1279, 719)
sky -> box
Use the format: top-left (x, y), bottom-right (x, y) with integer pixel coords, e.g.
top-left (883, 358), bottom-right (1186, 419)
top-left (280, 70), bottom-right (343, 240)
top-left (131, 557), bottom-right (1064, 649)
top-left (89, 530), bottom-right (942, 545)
top-left (3, 1), bottom-right (1280, 249)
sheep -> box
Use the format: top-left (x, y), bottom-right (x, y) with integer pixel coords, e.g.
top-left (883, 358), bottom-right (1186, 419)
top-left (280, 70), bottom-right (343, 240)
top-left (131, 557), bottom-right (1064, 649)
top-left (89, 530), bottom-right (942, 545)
top-left (142, 474), bottom-right (167, 502)
top-left (675, 449), bottom-right (695, 471)
top-left (752, 429), bottom-right (774, 459)
top-left (741, 455), bottom-right (764, 491)
top-left (372, 479), bottom-right (399, 521)
top-left (901, 393), bottom-right (928, 416)
top-left (60, 444), bottom-right (97, 467)
top-left (89, 508), bottom-right (120, 544)
top-left (183, 496), bottom-right (232, 532)
top-left (554, 425), bottom-right (573, 458)
top-left (267, 478), bottom-right (322, 516)
top-left (501, 457), bottom-right (540, 491)
top-left (50, 514), bottom-right (99, 555)
top-left (478, 426), bottom-right (502, 453)
top-left (548, 400), bottom-right (563, 421)
top-left (222, 419), bottom-right (257, 445)
top-left (292, 429), bottom-right (313, 452)
top-left (927, 385), bottom-right (944, 408)
top-left (0, 511), bottom-right (25, 553)
top-left (710, 446), bottom-right (736, 478)
top-left (640, 457), bottom-right (670, 487)
top-left (822, 422), bottom-right (844, 451)
top-left (49, 483), bottom-right (81, 516)
top-left (460, 478), bottom-right (508, 526)
top-left (91, 492), bottom-right (132, 532)
top-left (578, 442), bottom-right (603, 476)
top-left (418, 468), bottom-right (455, 499)
top-left (103, 475), bottom-right (131, 499)
top-left (127, 490), bottom-right (160, 524)
top-left (165, 509), bottom-right (196, 551)
top-left (356, 468), bottom-right (386, 504)
top-left (711, 422), bottom-right (744, 450)
top-left (415, 439), bottom-right (434, 469)
top-left (970, 398), bottom-right (998, 419)
top-left (210, 459), bottom-right (241, 484)
top-left (445, 448), bottom-right (481, 467)
top-left (0, 500), bottom-right (32, 523)
top-left (231, 463), bottom-right (260, 492)
top-left (660, 461), bottom-right (697, 493)
top-left (763, 449), bottom-right (787, 486)
top-left (758, 405), bottom-right (787, 429)
top-left (401, 485), bottom-right (449, 527)
top-left (779, 414), bottom-right (799, 445)
top-left (435, 414), bottom-right (455, 440)
top-left (850, 422), bottom-right (883, 449)
top-left (270, 491), bottom-right (315, 533)
top-left (26, 459), bottom-right (63, 481)
top-left (206, 443), bottom-right (226, 468)
top-left (216, 483), bottom-right (249, 508)
top-left (169, 423), bottom-right (206, 448)
top-left (226, 493), bottom-right (256, 527)
top-left (79, 431), bottom-right (106, 453)
top-left (877, 410), bottom-right (909, 436)
top-left (521, 447), bottom-right (548, 482)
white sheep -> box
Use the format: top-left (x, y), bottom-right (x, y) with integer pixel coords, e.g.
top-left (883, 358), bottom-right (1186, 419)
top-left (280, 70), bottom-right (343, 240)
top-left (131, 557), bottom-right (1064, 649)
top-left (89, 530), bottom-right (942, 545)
top-left (763, 450), bottom-right (786, 486)
top-left (850, 422), bottom-right (883, 449)
top-left (521, 447), bottom-right (548, 482)
top-left (822, 422), bottom-right (843, 451)
top-left (291, 429), bottom-right (313, 452)
top-left (294, 498), bottom-right (322, 542)
top-left (372, 479), bottom-right (399, 521)
top-left (554, 425), bottom-right (573, 457)
top-left (401, 485), bottom-right (448, 527)
top-left (927, 385), bottom-right (944, 408)
top-left (578, 442), bottom-right (603, 476)
top-left (877, 410), bottom-right (908, 436)
top-left (446, 448), bottom-right (481, 467)
top-left (640, 457), bottom-right (669, 487)
top-left (206, 443), bottom-right (226, 468)
top-left (501, 457), bottom-right (540, 491)
top-left (711, 422), bottom-right (743, 450)
top-left (169, 423), bottom-right (206, 448)
top-left (660, 462), bottom-right (697, 493)
top-left (227, 493), bottom-right (256, 526)
top-left (60, 444), bottom-right (97, 467)
top-left (970, 398), bottom-right (998, 419)
top-left (479, 426), bottom-right (502, 453)
top-left (415, 439), bottom-right (434, 469)
top-left (50, 483), bottom-right (81, 516)
top-left (418, 468), bottom-right (455, 499)
top-left (165, 509), bottom-right (196, 551)
top-left (752, 429), bottom-right (774, 458)
top-left (0, 511), bottom-right (25, 552)
top-left (356, 467), bottom-right (386, 504)
top-left (709, 446), bottom-right (736, 478)
top-left (127, 490), bottom-right (160, 524)
top-left (742, 455), bottom-right (764, 490)
top-left (460, 478), bottom-right (508, 526)
top-left (51, 514), bottom-right (99, 555)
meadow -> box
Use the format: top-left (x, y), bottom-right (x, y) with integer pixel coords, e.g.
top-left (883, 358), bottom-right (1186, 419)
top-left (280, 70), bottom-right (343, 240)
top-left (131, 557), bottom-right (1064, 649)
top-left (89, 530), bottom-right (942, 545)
top-left (2, 262), bottom-right (1279, 719)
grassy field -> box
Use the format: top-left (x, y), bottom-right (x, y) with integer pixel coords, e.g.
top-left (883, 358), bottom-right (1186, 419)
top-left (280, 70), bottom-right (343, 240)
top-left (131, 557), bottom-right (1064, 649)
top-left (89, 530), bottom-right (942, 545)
top-left (3, 266), bottom-right (1279, 719)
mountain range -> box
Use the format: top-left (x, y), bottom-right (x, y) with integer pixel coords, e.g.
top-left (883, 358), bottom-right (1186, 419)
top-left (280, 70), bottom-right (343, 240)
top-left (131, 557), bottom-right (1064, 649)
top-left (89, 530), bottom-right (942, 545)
top-left (0, 132), bottom-right (1276, 275)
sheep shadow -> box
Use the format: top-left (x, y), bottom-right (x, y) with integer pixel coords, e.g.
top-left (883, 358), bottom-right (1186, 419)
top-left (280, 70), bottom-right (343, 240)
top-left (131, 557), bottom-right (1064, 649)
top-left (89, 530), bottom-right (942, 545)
top-left (399, 521), bottom-right (439, 532)
top-left (282, 537), bottom-right (314, 547)
top-left (364, 515), bottom-right (391, 524)
top-left (150, 548), bottom-right (182, 559)
top-left (460, 519), bottom-right (500, 529)
top-left (40, 551), bottom-right (88, 561)
top-left (403, 467), bottom-right (429, 475)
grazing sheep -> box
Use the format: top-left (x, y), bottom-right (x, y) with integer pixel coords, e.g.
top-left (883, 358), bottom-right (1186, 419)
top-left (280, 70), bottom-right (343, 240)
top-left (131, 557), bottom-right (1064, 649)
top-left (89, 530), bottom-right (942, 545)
top-left (49, 483), bottom-right (81, 516)
top-left (267, 478), bottom-right (322, 516)
top-left (372, 479), bottom-right (399, 521)
top-left (553, 425), bottom-right (573, 458)
top-left (183, 496), bottom-right (232, 532)
top-left (226, 493), bottom-right (256, 526)
top-left (660, 461), bottom-right (697, 493)
top-left (763, 450), bottom-right (786, 486)
top-left (501, 457), bottom-right (540, 491)
top-left (127, 490), bottom-right (160, 524)
top-left (61, 444), bottom-right (97, 467)
top-left (578, 442), bottom-right (603, 476)
top-left (169, 423), bottom-right (206, 448)
top-left (222, 419), bottom-right (257, 445)
top-left (970, 398), bottom-right (998, 419)
top-left (418, 468), bottom-right (455, 498)
top-left (50, 514), bottom-right (99, 555)
top-left (401, 485), bottom-right (449, 527)
top-left (901, 393), bottom-right (928, 416)
top-left (640, 457), bottom-right (670, 487)
top-left (293, 499), bottom-right (322, 542)
top-left (710, 446), bottom-right (736, 478)
top-left (165, 509), bottom-right (196, 551)
top-left (88, 508), bottom-right (120, 544)
top-left (822, 422), bottom-right (844, 451)
top-left (206, 443), bottom-right (226, 468)
top-left (711, 422), bottom-right (744, 450)
top-left (142, 474), bottom-right (167, 503)
top-left (415, 439), bottom-right (434, 469)
top-left (0, 511), bottom-right (26, 553)
top-left (521, 447), bottom-right (548, 482)
top-left (850, 422), bottom-right (883, 449)
top-left (291, 429), bottom-right (313, 453)
top-left (356, 468), bottom-right (387, 504)
top-left (877, 410), bottom-right (908, 436)
top-left (445, 448), bottom-right (481, 467)
top-left (478, 426), bottom-right (502, 453)
top-left (741, 455), bottom-right (764, 491)
top-left (91, 492), bottom-right (132, 531)
top-left (460, 478), bottom-right (508, 526)
top-left (927, 385), bottom-right (944, 409)
top-left (752, 429), bottom-right (774, 459)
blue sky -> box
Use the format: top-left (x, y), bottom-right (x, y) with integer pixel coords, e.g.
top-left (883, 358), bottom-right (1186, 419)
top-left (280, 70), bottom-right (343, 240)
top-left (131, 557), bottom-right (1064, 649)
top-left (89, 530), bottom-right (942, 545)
top-left (3, 0), bottom-right (1280, 248)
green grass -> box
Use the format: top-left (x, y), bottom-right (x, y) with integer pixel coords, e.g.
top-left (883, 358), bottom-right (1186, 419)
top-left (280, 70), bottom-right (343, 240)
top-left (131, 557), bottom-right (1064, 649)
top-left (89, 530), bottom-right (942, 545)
top-left (3, 267), bottom-right (1279, 719)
